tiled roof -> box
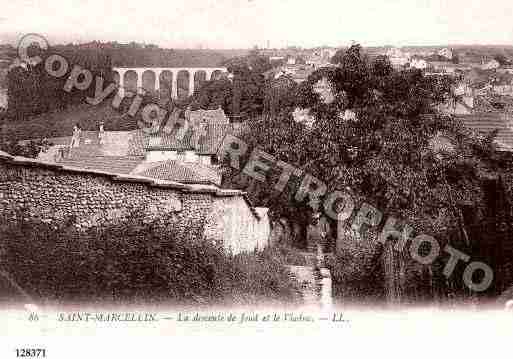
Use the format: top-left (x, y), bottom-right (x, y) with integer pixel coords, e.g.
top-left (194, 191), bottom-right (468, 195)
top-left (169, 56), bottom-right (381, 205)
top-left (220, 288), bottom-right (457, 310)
top-left (145, 129), bottom-right (195, 151)
top-left (67, 130), bottom-right (145, 157)
top-left (126, 130), bottom-right (146, 156)
top-left (136, 160), bottom-right (221, 186)
top-left (187, 108), bottom-right (229, 127)
top-left (197, 124), bottom-right (244, 154)
top-left (456, 113), bottom-right (513, 152)
top-left (57, 156), bottom-right (144, 175)
top-left (0, 150), bottom-right (262, 219)
top-left (145, 123), bottom-right (246, 155)
top-left (45, 137), bottom-right (72, 146)
top-left (493, 72), bottom-right (513, 86)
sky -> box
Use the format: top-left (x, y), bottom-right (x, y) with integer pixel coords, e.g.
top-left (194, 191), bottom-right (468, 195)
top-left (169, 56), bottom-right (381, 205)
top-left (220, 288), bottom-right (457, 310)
top-left (0, 0), bottom-right (512, 49)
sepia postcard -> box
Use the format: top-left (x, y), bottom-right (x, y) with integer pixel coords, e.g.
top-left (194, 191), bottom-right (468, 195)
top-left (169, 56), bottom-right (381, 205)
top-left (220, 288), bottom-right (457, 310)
top-left (0, 0), bottom-right (512, 357)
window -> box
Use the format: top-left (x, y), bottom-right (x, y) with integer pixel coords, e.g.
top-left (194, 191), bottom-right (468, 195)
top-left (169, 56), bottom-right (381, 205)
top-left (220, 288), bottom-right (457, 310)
top-left (177, 150), bottom-right (185, 161)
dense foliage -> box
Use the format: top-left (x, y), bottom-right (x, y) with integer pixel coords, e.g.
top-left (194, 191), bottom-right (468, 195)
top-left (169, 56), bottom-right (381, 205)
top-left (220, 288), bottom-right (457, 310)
top-left (223, 44), bottom-right (512, 243)
top-left (6, 44), bottom-right (114, 121)
top-left (0, 212), bottom-right (299, 306)
top-left (0, 137), bottom-right (52, 158)
top-left (216, 45), bottom-right (513, 303)
top-left (189, 78), bottom-right (234, 114)
top-left (3, 41), bottom-right (232, 122)
top-left (188, 49), bottom-right (272, 119)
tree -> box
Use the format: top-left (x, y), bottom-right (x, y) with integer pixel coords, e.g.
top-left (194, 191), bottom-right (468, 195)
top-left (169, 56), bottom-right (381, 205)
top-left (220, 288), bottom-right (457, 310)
top-left (189, 78), bottom-right (233, 114)
top-left (0, 134), bottom-right (52, 158)
top-left (451, 52), bottom-right (460, 64)
top-left (222, 43), bottom-right (507, 245)
top-left (263, 76), bottom-right (298, 117)
top-left (494, 54), bottom-right (510, 66)
top-left (188, 51), bottom-right (271, 120)
top-left (330, 48), bottom-right (346, 65)
top-left (4, 42), bottom-right (229, 123)
top-left (219, 44), bottom-right (512, 303)
top-left (6, 45), bottom-right (114, 122)
top-left (371, 55), bottom-right (393, 78)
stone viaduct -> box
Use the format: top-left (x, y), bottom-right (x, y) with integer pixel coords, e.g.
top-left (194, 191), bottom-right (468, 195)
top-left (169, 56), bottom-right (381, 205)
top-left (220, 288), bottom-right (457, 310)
top-left (113, 67), bottom-right (228, 98)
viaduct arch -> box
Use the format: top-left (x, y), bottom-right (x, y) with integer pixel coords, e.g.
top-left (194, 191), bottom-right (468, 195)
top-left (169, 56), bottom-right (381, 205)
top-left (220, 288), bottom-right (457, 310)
top-left (113, 67), bottom-right (228, 98)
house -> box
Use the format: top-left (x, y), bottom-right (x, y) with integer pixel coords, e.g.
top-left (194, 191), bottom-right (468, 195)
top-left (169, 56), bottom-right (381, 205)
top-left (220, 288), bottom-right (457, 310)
top-left (409, 57), bottom-right (428, 70)
top-left (491, 72), bottom-right (513, 96)
top-left (264, 64), bottom-right (314, 84)
top-left (426, 62), bottom-right (472, 76)
top-left (44, 108), bottom-right (240, 187)
top-left (306, 48), bottom-right (337, 68)
top-left (286, 56), bottom-right (297, 65)
top-left (54, 126), bottom-right (225, 186)
top-left (456, 112), bottom-right (513, 152)
top-left (269, 56), bottom-right (285, 63)
top-left (437, 82), bottom-right (475, 115)
top-left (482, 59), bottom-right (501, 71)
top-left (427, 61), bottom-right (457, 74)
top-left (493, 85), bottom-right (513, 96)
top-left (340, 109), bottom-right (358, 122)
top-left (438, 99), bottom-right (473, 115)
top-left (292, 108), bottom-right (315, 129)
top-left (0, 150), bottom-right (271, 255)
top-left (37, 136), bottom-right (74, 162)
top-left (385, 47), bottom-right (410, 69)
top-left (186, 107), bottom-right (229, 127)
top-left (453, 82), bottom-right (473, 97)
top-left (438, 48), bottom-right (453, 60)
top-left (498, 66), bottom-right (513, 75)
top-left (428, 131), bottom-right (456, 155)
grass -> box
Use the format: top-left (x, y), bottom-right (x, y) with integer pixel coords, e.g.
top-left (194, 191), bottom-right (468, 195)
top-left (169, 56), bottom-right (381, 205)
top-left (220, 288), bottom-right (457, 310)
top-left (0, 212), bottom-right (300, 307)
top-left (275, 245), bottom-right (310, 266)
top-left (1, 101), bottom-right (137, 141)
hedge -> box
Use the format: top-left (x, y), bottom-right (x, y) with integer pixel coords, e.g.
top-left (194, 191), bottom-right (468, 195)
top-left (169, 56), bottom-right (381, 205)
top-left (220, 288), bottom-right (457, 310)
top-left (0, 211), bottom-right (300, 306)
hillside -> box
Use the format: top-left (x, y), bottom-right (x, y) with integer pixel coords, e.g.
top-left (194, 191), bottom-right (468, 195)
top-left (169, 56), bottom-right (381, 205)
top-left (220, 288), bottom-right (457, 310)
top-left (52, 42), bottom-right (232, 68)
top-left (1, 101), bottom-right (137, 140)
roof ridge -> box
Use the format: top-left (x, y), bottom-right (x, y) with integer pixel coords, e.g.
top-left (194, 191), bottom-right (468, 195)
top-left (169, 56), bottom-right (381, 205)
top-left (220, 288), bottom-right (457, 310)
top-left (0, 152), bottom-right (261, 219)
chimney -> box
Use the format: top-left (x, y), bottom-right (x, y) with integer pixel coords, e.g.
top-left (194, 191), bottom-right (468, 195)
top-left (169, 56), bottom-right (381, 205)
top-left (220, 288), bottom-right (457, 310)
top-left (98, 122), bottom-right (105, 145)
top-left (70, 125), bottom-right (81, 148)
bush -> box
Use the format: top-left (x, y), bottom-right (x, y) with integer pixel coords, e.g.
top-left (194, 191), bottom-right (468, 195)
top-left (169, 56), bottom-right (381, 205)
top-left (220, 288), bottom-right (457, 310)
top-left (0, 212), bottom-right (299, 306)
top-left (225, 247), bottom-right (301, 305)
top-left (275, 245), bottom-right (309, 266)
top-left (326, 238), bottom-right (386, 306)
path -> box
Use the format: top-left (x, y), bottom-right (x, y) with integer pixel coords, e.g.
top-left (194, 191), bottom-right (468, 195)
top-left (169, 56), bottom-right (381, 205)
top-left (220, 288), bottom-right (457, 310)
top-left (287, 265), bottom-right (320, 308)
top-left (286, 249), bottom-right (333, 309)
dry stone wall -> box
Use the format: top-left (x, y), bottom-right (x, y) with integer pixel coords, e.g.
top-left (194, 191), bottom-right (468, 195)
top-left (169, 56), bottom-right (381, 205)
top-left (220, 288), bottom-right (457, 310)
top-left (0, 155), bottom-right (269, 254)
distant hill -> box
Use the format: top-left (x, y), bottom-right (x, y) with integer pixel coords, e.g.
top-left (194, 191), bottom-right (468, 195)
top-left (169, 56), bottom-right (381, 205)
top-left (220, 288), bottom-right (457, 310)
top-left (52, 42), bottom-right (233, 68)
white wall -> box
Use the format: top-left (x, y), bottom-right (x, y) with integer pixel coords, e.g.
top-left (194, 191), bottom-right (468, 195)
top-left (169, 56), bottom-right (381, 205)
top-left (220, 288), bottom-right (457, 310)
top-left (184, 151), bottom-right (199, 163)
top-left (203, 197), bottom-right (270, 255)
top-left (146, 150), bottom-right (177, 162)
top-left (198, 155), bottom-right (212, 166)
top-left (0, 89), bottom-right (7, 109)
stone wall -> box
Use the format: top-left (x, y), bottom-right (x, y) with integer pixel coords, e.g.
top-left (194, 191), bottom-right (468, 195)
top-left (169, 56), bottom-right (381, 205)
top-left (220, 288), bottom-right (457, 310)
top-left (0, 153), bottom-right (269, 254)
